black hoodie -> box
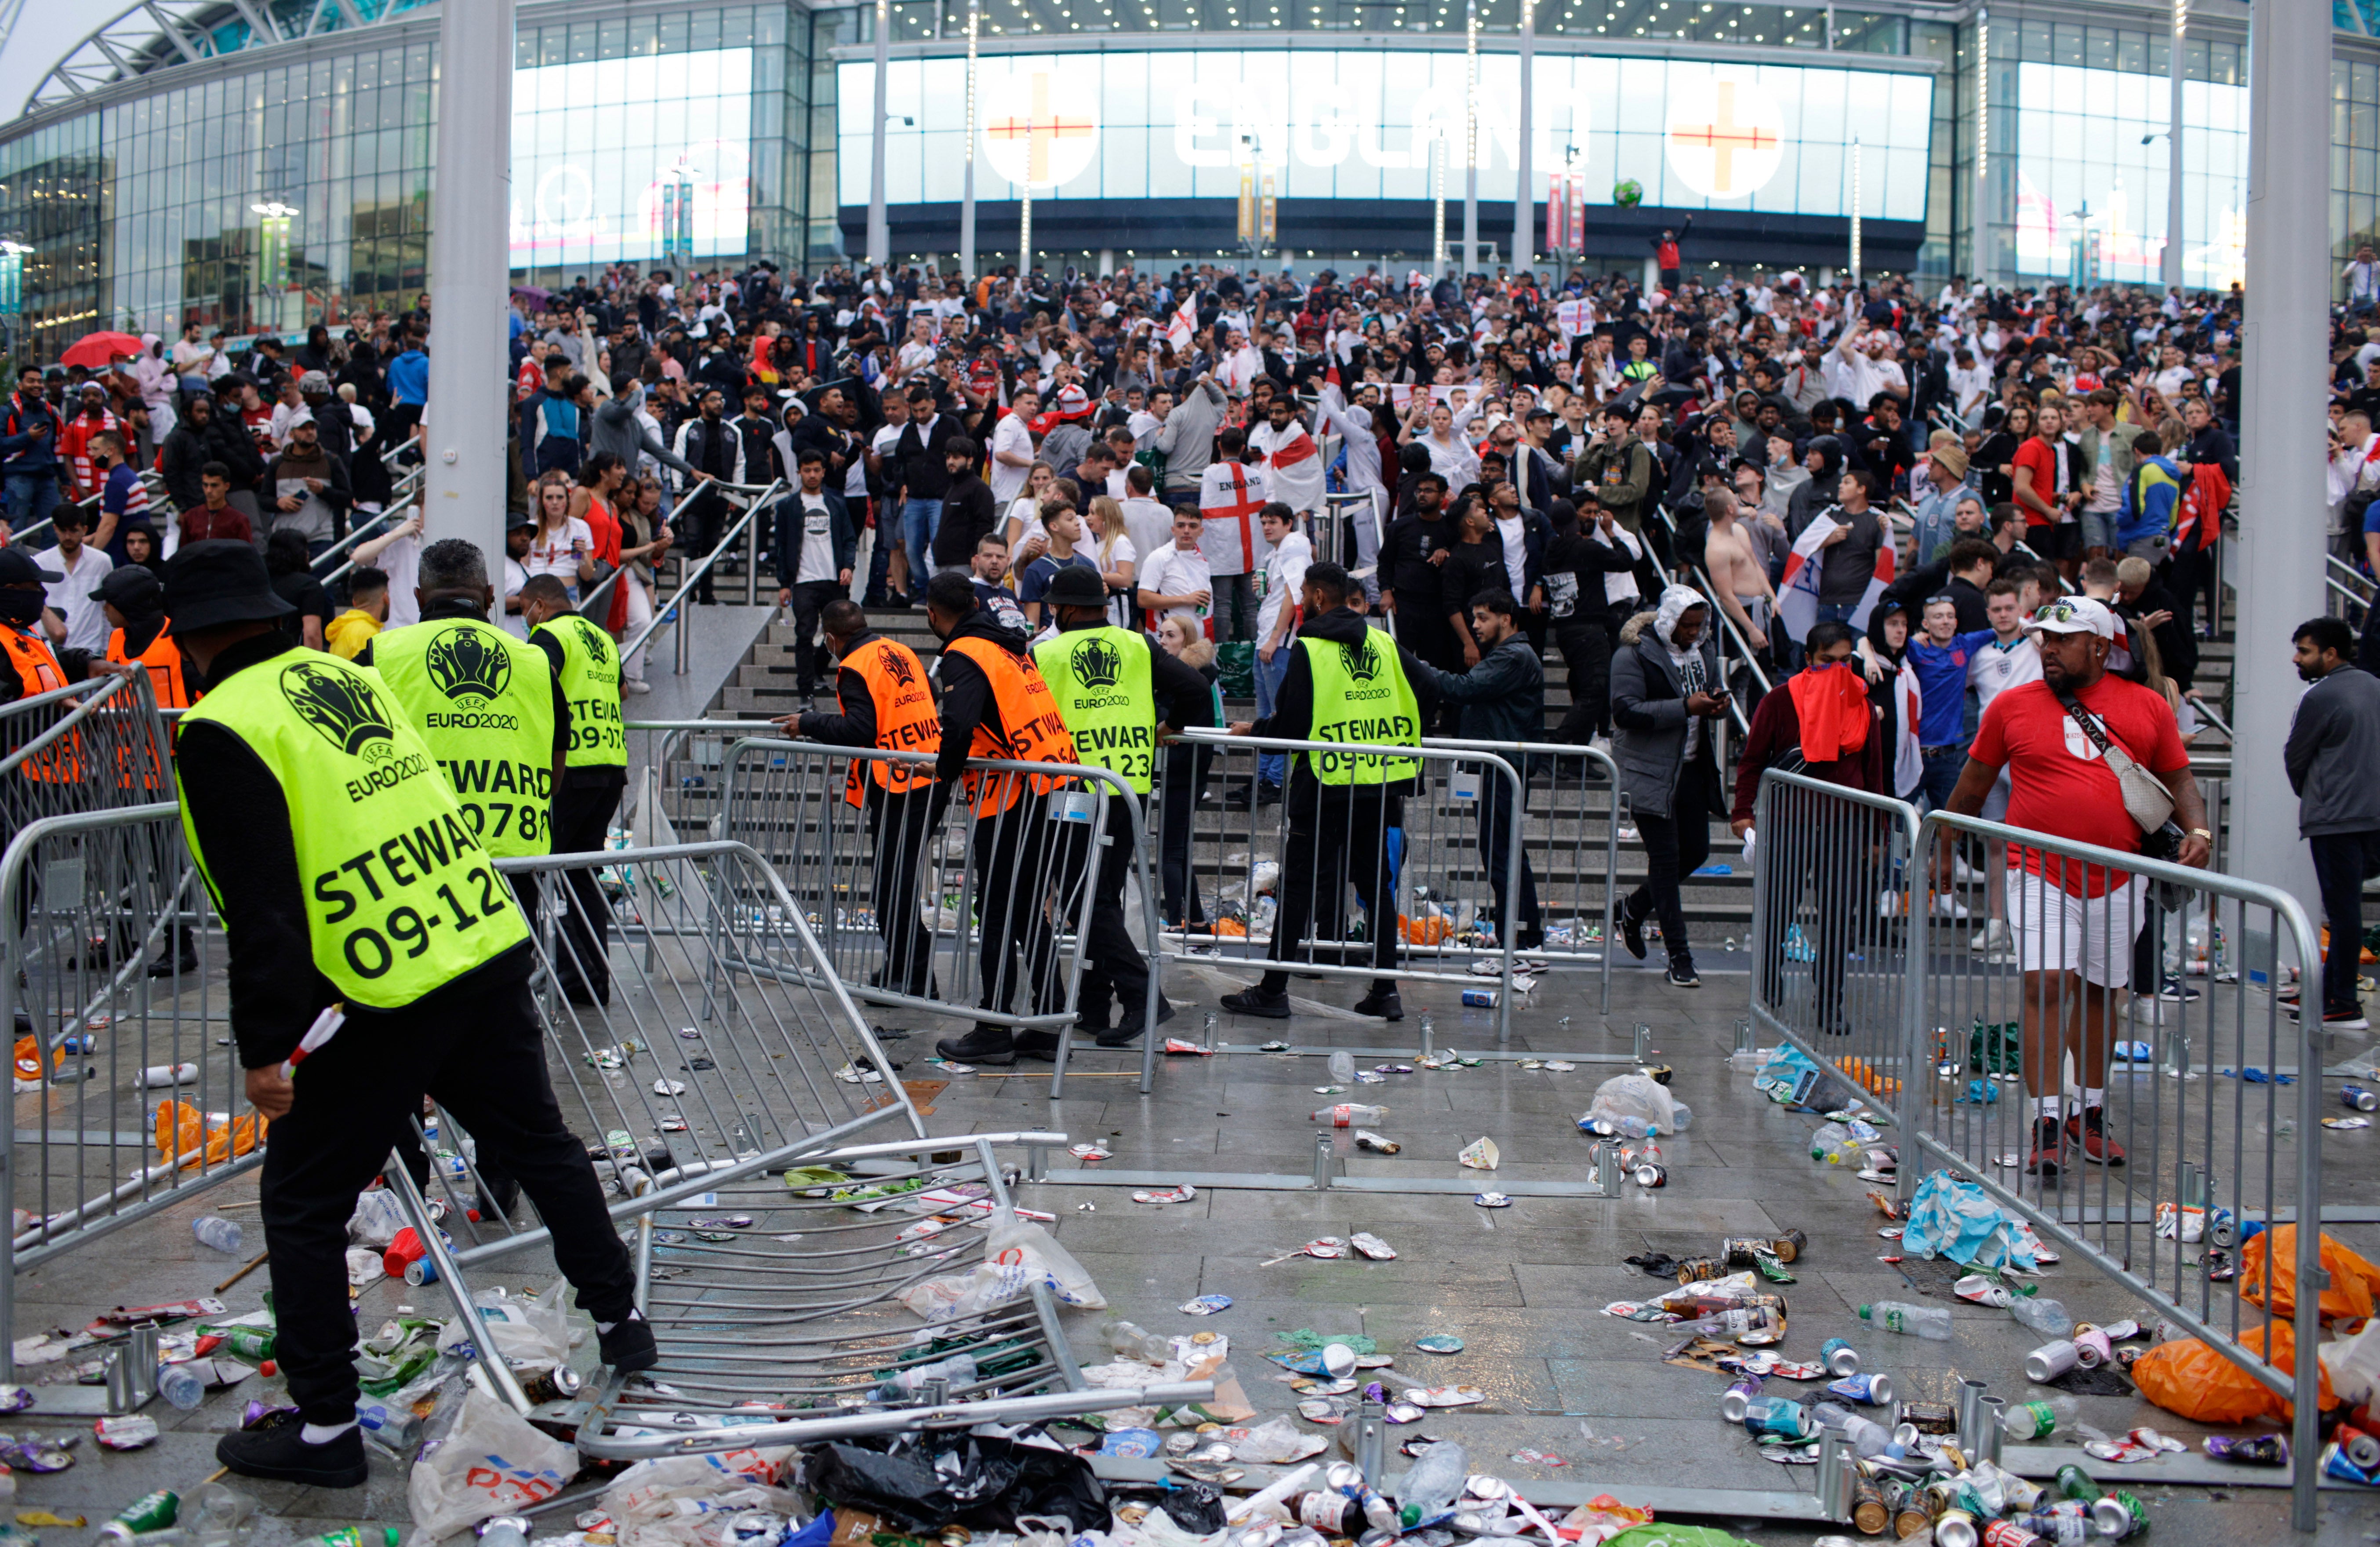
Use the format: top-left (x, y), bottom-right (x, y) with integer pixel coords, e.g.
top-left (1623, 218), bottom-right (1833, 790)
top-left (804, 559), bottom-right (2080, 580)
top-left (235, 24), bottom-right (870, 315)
top-left (932, 605), bottom-right (1037, 786)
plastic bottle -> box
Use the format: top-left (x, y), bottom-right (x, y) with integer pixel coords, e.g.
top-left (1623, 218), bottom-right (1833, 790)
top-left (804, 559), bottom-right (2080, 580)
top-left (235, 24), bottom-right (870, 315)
top-left (191, 1216), bottom-right (243, 1254)
top-left (1311, 1104), bottom-right (1388, 1128)
top-left (876, 1351), bottom-right (981, 1398)
top-left (478, 1521), bottom-right (529, 1547)
top-left (156, 1360), bottom-right (205, 1411)
top-left (1810, 1122), bottom-right (1859, 1164)
top-left (1100, 1318), bottom-right (1171, 1364)
top-left (1810, 1401), bottom-right (1895, 1459)
top-left (1327, 1051), bottom-right (1356, 1084)
top-left (1858, 1301), bottom-right (1954, 1340)
top-left (1395, 1438), bottom-right (1470, 1528)
top-left (2000, 1395), bottom-right (2082, 1441)
top-left (2008, 1296), bottom-right (2075, 1338)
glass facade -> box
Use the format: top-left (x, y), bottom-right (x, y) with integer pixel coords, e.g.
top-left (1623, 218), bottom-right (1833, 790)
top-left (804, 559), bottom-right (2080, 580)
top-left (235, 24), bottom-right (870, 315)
top-left (0, 4), bottom-right (818, 365)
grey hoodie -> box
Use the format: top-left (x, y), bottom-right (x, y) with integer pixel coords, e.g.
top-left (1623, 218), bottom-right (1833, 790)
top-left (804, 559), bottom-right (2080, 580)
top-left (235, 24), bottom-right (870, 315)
top-left (2286, 663), bottom-right (2380, 837)
top-left (1154, 378), bottom-right (1227, 493)
top-left (592, 384), bottom-right (695, 478)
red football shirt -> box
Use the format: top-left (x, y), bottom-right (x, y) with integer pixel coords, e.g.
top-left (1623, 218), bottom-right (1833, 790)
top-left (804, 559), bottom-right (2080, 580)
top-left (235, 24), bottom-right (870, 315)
top-left (1967, 673), bottom-right (2187, 898)
top-left (2010, 437), bottom-right (2059, 527)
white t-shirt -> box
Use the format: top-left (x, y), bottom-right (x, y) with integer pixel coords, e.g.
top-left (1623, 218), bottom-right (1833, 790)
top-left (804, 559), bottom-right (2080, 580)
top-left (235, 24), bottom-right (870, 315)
top-left (1256, 530), bottom-right (1312, 645)
top-left (1493, 513), bottom-right (1529, 602)
top-left (794, 493), bottom-right (837, 586)
top-left (502, 556), bottom-right (531, 637)
top-left (1139, 543), bottom-right (1213, 626)
top-left (45, 545), bottom-right (113, 656)
top-left (1120, 497), bottom-right (1174, 565)
top-left (526, 519), bottom-right (593, 585)
top-left (1966, 633), bottom-right (2042, 711)
top-left (1093, 535), bottom-right (1140, 629)
top-left (988, 412), bottom-right (1036, 506)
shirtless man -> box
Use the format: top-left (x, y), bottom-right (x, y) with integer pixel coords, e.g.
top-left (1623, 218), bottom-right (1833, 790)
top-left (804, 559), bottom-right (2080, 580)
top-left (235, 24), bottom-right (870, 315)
top-left (1703, 489), bottom-right (1775, 652)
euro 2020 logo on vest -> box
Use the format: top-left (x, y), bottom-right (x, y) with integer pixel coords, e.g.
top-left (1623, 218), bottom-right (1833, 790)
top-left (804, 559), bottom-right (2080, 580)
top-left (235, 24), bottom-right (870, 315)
top-left (571, 617), bottom-right (615, 667)
top-left (424, 625), bottom-right (512, 704)
top-left (879, 643), bottom-right (917, 689)
top-left (1338, 639), bottom-right (1379, 683)
top-left (1072, 633), bottom-right (1123, 690)
top-left (282, 660), bottom-right (397, 761)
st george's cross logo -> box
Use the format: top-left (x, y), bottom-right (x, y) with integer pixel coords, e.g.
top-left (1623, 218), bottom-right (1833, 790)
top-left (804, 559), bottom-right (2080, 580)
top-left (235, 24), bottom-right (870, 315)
top-left (983, 69), bottom-right (1099, 191)
top-left (1664, 72), bottom-right (1787, 202)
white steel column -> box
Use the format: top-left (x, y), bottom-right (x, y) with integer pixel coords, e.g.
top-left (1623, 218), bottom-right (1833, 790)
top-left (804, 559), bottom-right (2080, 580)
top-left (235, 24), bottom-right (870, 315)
top-left (1512, 0), bottom-right (1533, 280)
top-left (1462, 0), bottom-right (1478, 274)
top-left (959, 0), bottom-right (979, 279)
top-left (425, 0), bottom-right (513, 570)
top-left (867, 0), bottom-right (891, 267)
top-left (2234, 0), bottom-right (2328, 941)
top-left (2164, 0), bottom-right (2187, 294)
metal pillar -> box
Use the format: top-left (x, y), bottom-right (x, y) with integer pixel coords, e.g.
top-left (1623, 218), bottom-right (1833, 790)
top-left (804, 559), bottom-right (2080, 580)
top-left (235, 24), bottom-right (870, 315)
top-left (1849, 139), bottom-right (1863, 286)
top-left (1462, 0), bottom-right (1479, 276)
top-left (1513, 0), bottom-right (1534, 282)
top-left (2235, 1), bottom-right (2329, 1079)
top-left (1432, 135), bottom-right (1447, 278)
top-left (959, 0), bottom-right (979, 280)
top-left (1976, 8), bottom-right (1992, 287)
top-left (424, 0), bottom-right (513, 573)
top-left (867, 0), bottom-right (891, 268)
top-left (2164, 0), bottom-right (2187, 295)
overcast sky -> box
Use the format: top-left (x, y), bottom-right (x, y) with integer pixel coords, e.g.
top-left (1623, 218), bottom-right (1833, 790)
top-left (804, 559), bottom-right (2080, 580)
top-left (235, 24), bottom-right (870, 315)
top-left (0, 12), bottom-right (115, 122)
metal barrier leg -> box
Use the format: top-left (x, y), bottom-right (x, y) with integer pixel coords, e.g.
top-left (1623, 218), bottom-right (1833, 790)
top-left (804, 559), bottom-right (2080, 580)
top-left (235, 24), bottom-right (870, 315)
top-left (385, 1152), bottom-right (536, 1414)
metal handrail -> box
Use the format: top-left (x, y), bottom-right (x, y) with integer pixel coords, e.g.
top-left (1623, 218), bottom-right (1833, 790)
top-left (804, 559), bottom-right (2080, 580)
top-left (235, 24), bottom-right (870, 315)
top-left (616, 477), bottom-right (788, 666)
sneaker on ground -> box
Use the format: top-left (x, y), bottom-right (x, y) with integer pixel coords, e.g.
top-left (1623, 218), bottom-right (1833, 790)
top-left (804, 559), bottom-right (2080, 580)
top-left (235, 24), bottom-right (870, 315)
top-left (1665, 958), bottom-right (1701, 989)
top-left (2066, 1107), bottom-right (2126, 1166)
top-left (2156, 976), bottom-right (2201, 1003)
top-left (214, 1411), bottom-right (368, 1488)
top-left (2024, 1115), bottom-right (2064, 1178)
top-left (934, 1026), bottom-right (1017, 1065)
top-left (1929, 893), bottom-right (1971, 921)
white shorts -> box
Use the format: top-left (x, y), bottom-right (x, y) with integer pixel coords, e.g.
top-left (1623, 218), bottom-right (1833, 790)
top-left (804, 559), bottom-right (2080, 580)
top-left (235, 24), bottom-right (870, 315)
top-left (2013, 869), bottom-right (2146, 988)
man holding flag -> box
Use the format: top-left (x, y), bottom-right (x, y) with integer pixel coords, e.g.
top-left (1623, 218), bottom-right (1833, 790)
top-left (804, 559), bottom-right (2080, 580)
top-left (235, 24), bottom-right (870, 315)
top-left (1250, 395), bottom-right (1324, 520)
top-left (1777, 470), bottom-right (1893, 652)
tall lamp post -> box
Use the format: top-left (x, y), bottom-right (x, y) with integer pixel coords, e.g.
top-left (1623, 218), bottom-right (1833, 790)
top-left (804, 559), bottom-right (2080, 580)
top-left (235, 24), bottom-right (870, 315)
top-left (959, 0), bottom-right (980, 280)
top-left (1512, 0), bottom-right (1534, 281)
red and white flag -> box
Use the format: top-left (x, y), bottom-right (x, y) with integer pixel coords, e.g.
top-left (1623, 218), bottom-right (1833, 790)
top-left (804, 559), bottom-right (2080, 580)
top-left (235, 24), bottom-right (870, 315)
top-left (1164, 294), bottom-right (1197, 351)
top-left (1893, 655), bottom-right (1923, 800)
top-left (1776, 513), bottom-right (1894, 643)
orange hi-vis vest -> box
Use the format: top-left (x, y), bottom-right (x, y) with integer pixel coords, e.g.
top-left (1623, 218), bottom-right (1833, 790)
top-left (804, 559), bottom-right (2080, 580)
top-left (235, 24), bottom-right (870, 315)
top-left (940, 633), bottom-right (1078, 815)
top-left (107, 622), bottom-right (191, 710)
top-left (1, 626), bottom-right (75, 782)
top-left (841, 636), bottom-right (942, 807)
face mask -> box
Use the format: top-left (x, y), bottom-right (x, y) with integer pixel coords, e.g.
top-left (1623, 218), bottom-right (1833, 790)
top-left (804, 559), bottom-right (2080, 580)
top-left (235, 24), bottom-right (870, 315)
top-left (0, 590), bottom-right (44, 627)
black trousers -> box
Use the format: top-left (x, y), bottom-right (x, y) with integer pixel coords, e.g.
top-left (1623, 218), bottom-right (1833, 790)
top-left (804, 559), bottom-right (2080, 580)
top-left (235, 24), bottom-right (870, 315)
top-left (677, 483), bottom-right (728, 604)
top-left (1477, 770), bottom-right (1542, 942)
top-left (264, 971), bottom-right (637, 1424)
top-left (1553, 621), bottom-right (1612, 742)
top-left (551, 779), bottom-right (623, 998)
top-left (1261, 792), bottom-right (1400, 993)
top-left (1626, 762), bottom-right (1718, 965)
top-left (1057, 796), bottom-right (1153, 1024)
top-left (2164, 546), bottom-right (2216, 639)
top-left (1759, 814), bottom-right (1860, 1019)
top-left (970, 791), bottom-right (1066, 1018)
top-left (1157, 745), bottom-right (1209, 926)
top-left (2313, 830), bottom-right (2380, 1014)
top-left (865, 786), bottom-right (938, 996)
top-left (786, 579), bottom-right (844, 695)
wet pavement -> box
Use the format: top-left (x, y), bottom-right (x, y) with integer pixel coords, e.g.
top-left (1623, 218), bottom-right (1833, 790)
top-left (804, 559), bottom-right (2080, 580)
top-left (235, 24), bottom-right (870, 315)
top-left (7, 954), bottom-right (2377, 1544)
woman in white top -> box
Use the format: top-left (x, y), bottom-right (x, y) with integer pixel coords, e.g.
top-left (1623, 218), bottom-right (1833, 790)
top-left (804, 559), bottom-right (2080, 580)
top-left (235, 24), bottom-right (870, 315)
top-left (1084, 496), bottom-right (1140, 630)
top-left (1002, 460), bottom-right (1059, 575)
top-left (524, 472), bottom-right (596, 601)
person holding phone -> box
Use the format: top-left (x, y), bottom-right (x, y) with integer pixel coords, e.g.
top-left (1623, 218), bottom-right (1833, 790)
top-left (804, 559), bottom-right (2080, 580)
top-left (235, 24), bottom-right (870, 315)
top-left (1610, 583), bottom-right (1731, 990)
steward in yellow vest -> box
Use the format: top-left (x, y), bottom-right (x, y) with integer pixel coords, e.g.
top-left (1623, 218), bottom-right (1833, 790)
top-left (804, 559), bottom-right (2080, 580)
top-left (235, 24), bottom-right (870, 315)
top-left (1029, 563), bottom-right (1215, 1049)
top-left (160, 540), bottom-right (650, 1491)
top-left (1219, 561), bottom-right (1435, 1026)
top-left (516, 572), bottom-right (626, 1007)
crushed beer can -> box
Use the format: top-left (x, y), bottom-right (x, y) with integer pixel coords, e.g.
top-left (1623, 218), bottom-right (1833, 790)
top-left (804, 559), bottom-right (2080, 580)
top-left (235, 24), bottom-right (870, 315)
top-left (92, 1415), bottom-right (158, 1450)
top-left (2203, 1434), bottom-right (2287, 1466)
top-left (1826, 1373), bottom-right (1893, 1406)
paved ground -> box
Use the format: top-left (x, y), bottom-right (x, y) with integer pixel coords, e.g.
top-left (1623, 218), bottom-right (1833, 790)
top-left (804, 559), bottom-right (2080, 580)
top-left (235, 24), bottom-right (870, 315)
top-left (7, 950), bottom-right (2377, 1544)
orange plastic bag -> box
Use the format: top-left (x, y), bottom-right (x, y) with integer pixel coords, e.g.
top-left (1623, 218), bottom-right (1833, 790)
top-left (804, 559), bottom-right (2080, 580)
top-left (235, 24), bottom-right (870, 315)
top-left (2240, 1225), bottom-right (2380, 1324)
top-left (1401, 913), bottom-right (1451, 945)
top-left (1214, 917), bottom-right (1247, 939)
top-left (11, 1035), bottom-right (47, 1081)
top-left (153, 1100), bottom-right (267, 1169)
top-left (2131, 1321), bottom-right (2336, 1423)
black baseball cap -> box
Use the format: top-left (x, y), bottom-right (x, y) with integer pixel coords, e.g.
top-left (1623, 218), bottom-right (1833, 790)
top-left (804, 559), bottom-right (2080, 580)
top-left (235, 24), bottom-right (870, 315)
top-left (90, 566), bottom-right (163, 611)
top-left (0, 549), bottom-right (62, 585)
top-left (161, 539), bottom-right (295, 631)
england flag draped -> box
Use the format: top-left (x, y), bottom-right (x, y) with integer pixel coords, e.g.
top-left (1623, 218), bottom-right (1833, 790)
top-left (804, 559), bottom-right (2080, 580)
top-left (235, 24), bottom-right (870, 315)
top-left (1776, 513), bottom-right (1896, 644)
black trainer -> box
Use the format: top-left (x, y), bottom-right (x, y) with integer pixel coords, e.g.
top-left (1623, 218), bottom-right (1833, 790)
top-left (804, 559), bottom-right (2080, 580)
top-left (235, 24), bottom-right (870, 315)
top-left (1353, 984), bottom-right (1404, 1020)
top-left (598, 1310), bottom-right (660, 1373)
top-left (1013, 1030), bottom-right (1062, 1061)
top-left (1103, 996), bottom-right (1175, 1046)
top-left (935, 1026), bottom-right (1017, 1065)
top-left (215, 1410), bottom-right (368, 1488)
top-left (1664, 957), bottom-right (1701, 989)
top-left (1619, 903), bottom-right (1648, 961)
top-left (1219, 987), bottom-right (1291, 1019)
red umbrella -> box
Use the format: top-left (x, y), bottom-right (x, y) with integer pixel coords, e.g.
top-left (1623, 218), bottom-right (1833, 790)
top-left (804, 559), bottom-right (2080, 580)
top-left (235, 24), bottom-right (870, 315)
top-left (58, 331), bottom-right (144, 369)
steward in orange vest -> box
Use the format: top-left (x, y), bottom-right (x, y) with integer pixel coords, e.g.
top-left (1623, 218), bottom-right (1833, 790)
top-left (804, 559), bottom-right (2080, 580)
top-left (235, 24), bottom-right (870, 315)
top-left (918, 570), bottom-right (1079, 1067)
top-left (781, 597), bottom-right (941, 1002)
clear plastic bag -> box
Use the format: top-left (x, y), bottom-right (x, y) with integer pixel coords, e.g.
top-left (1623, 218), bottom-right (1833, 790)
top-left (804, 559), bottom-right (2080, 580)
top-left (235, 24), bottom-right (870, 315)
top-left (1580, 1073), bottom-right (1685, 1137)
top-left (347, 1187), bottom-right (409, 1247)
top-left (602, 1448), bottom-right (806, 1547)
top-left (406, 1385), bottom-right (577, 1540)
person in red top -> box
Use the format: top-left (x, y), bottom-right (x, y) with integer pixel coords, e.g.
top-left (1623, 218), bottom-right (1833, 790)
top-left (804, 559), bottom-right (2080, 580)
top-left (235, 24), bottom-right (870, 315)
top-left (57, 384), bottom-right (120, 502)
top-left (1945, 595), bottom-right (2209, 1180)
top-left (1649, 218), bottom-right (1692, 292)
top-left (2009, 400), bottom-right (2081, 581)
top-left (179, 463), bottom-right (254, 546)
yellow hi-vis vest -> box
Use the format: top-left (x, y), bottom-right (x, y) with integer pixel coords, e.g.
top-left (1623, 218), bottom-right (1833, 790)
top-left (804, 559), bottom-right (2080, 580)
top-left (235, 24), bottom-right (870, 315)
top-left (371, 617), bottom-right (558, 858)
top-left (1298, 630), bottom-right (1422, 786)
top-left (534, 614), bottom-right (627, 769)
top-left (177, 652), bottom-right (527, 1008)
top-left (1032, 625), bottom-right (1155, 794)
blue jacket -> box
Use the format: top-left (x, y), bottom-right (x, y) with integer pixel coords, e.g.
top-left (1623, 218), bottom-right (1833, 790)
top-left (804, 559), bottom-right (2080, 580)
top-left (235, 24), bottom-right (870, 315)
top-left (2117, 456), bottom-right (2183, 551)
top-left (0, 394), bottom-right (60, 474)
top-left (386, 348), bottom-right (429, 406)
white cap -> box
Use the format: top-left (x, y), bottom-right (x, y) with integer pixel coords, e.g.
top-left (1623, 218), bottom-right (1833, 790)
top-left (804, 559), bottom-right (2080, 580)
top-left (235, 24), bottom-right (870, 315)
top-left (2022, 595), bottom-right (2118, 640)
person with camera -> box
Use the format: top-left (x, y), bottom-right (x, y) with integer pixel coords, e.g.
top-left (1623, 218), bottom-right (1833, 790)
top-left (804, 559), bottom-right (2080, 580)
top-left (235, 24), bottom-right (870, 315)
top-left (1941, 595), bottom-right (2208, 1180)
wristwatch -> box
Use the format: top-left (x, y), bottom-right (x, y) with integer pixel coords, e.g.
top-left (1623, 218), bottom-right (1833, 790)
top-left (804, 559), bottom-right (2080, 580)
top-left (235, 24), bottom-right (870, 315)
top-left (2188, 828), bottom-right (2213, 841)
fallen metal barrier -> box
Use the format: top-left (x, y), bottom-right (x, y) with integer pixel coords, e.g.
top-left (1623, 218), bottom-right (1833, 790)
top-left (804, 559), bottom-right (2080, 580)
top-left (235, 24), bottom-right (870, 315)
top-left (1909, 812), bottom-right (2325, 1529)
top-left (715, 737), bottom-right (1168, 1097)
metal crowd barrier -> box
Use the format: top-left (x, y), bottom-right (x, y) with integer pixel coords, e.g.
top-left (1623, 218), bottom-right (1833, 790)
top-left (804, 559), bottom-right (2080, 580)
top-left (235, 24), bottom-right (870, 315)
top-left (1908, 811), bottom-right (2325, 1528)
top-left (0, 672), bottom-right (177, 823)
top-left (0, 801), bottom-right (240, 1392)
top-left (717, 738), bottom-right (1167, 1095)
top-left (1748, 771), bottom-right (1925, 1185)
top-left (382, 839), bottom-right (1200, 1452)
